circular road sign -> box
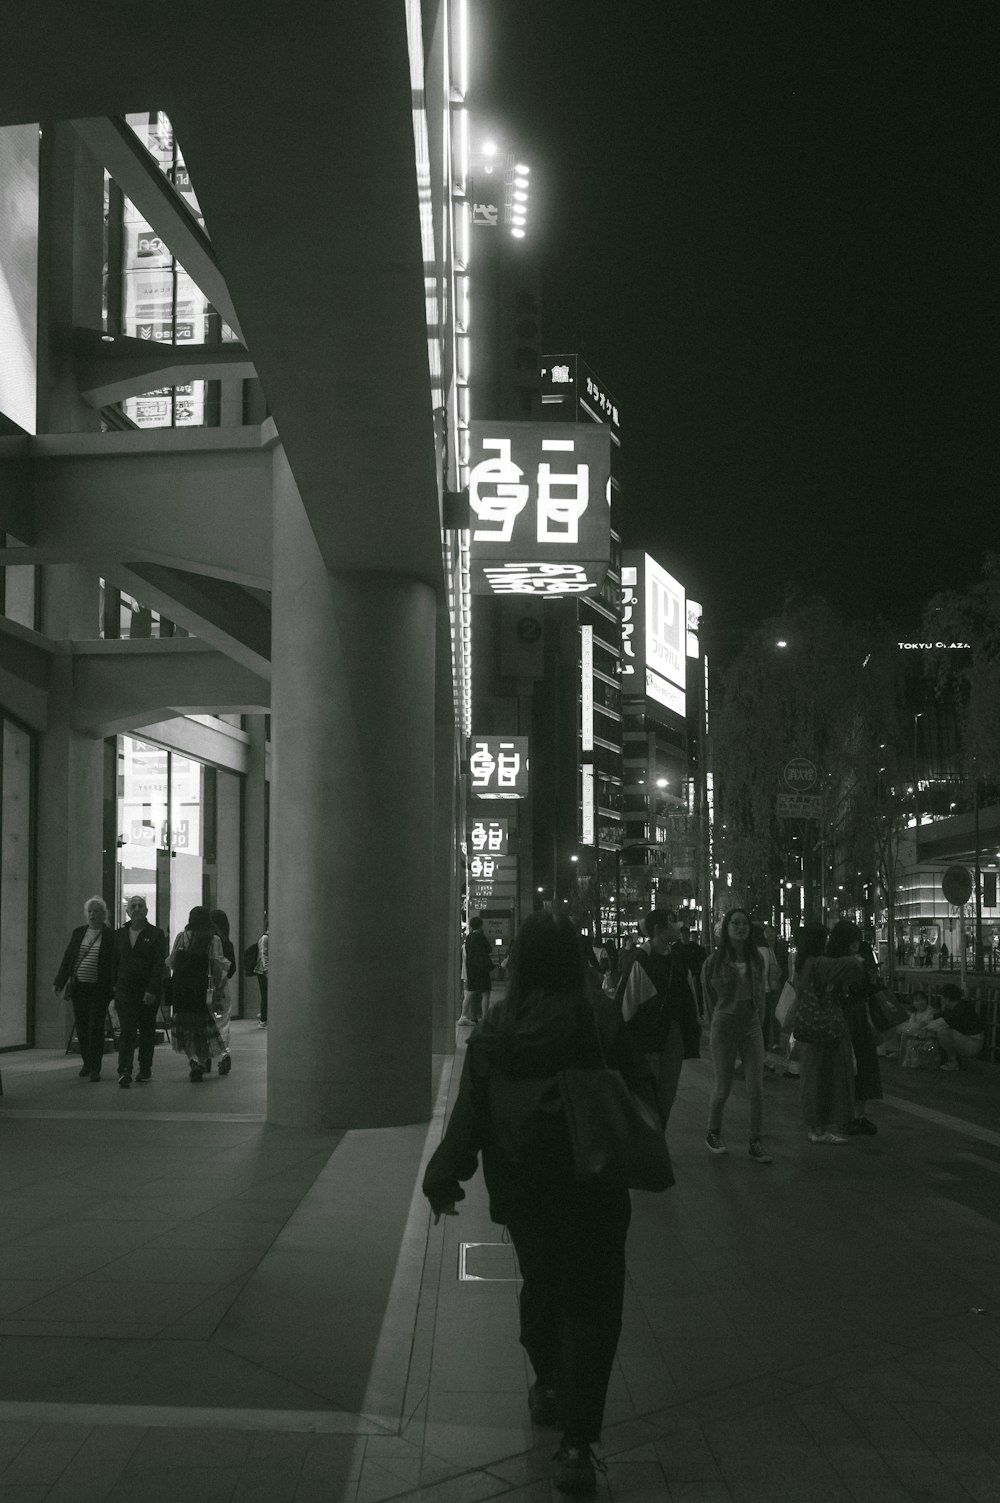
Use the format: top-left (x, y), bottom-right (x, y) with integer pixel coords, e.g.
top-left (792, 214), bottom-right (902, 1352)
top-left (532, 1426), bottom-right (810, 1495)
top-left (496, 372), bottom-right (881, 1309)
top-left (781, 756), bottom-right (818, 792)
top-left (941, 866), bottom-right (974, 906)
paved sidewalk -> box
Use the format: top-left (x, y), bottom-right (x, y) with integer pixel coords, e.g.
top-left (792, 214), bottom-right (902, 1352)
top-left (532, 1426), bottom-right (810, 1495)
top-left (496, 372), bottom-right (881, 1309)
top-left (0, 1022), bottom-right (999, 1501)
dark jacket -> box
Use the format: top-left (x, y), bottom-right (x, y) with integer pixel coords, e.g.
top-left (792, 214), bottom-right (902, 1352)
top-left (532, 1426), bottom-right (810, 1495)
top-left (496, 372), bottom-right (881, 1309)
top-left (110, 923), bottom-right (168, 1001)
top-left (620, 942), bottom-right (701, 1057)
top-left (422, 990), bottom-right (656, 1223)
top-left (54, 924), bottom-right (114, 1001)
top-left (464, 929), bottom-right (494, 991)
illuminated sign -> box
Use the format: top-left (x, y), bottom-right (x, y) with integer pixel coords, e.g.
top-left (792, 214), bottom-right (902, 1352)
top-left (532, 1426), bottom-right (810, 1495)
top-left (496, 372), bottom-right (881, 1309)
top-left (468, 421), bottom-right (611, 595)
top-left (468, 736), bottom-right (529, 799)
top-left (622, 553), bottom-right (687, 718)
top-left (687, 599), bottom-right (703, 659)
top-left (539, 355), bottom-right (622, 444)
top-left (469, 818), bottom-right (509, 856)
top-left (582, 765), bottom-right (596, 845)
top-left (0, 123), bottom-right (39, 435)
top-left (581, 624), bottom-right (594, 752)
top-left (896, 641), bottom-right (970, 650)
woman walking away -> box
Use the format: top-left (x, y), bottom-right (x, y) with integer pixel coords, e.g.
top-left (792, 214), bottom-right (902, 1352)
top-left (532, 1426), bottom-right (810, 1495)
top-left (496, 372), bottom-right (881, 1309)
top-left (53, 896), bottom-right (114, 1081)
top-left (423, 912), bottom-right (659, 1497)
top-left (167, 906), bottom-right (227, 1082)
top-left (792, 924), bottom-right (863, 1144)
top-left (826, 921), bottom-right (882, 1134)
top-left (702, 908), bottom-right (778, 1163)
top-left (209, 909), bottom-right (237, 1075)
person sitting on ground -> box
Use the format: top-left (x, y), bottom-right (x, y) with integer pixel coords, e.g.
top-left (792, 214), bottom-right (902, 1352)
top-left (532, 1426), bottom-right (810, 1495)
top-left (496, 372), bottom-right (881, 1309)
top-left (899, 990), bottom-right (936, 1037)
top-left (926, 983), bottom-right (984, 1071)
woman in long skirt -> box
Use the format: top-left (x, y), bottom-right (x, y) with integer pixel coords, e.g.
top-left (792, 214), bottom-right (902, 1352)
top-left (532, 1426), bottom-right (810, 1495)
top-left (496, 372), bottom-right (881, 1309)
top-left (792, 924), bottom-right (863, 1145)
top-left (167, 906), bottom-right (227, 1082)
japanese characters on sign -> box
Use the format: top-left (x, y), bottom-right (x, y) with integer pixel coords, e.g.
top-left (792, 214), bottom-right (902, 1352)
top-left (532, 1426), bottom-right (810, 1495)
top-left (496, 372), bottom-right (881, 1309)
top-left (581, 624), bottom-right (594, 752)
top-left (776, 793), bottom-right (824, 820)
top-left (468, 736), bottom-right (530, 800)
top-left (539, 355), bottom-right (622, 444)
top-left (582, 765), bottom-right (596, 846)
top-left (469, 818), bottom-right (509, 856)
top-left (468, 422), bottom-right (611, 595)
top-left (622, 553), bottom-right (687, 718)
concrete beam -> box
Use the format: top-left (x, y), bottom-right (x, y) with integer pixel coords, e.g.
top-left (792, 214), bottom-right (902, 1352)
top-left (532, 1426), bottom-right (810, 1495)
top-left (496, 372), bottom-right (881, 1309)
top-left (0, 439), bottom-right (34, 542)
top-left (68, 638), bottom-right (269, 737)
top-left (0, 617), bottom-right (54, 730)
top-left (66, 326), bottom-right (255, 408)
top-left (107, 561), bottom-right (271, 678)
top-left (70, 116), bottom-right (245, 341)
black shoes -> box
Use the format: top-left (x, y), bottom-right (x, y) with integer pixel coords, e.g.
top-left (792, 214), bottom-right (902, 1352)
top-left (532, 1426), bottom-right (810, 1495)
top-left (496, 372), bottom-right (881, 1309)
top-left (117, 1071), bottom-right (131, 1089)
top-left (136, 1069), bottom-right (151, 1083)
top-left (552, 1441), bottom-right (601, 1495)
top-left (204, 1058), bottom-right (212, 1073)
top-left (845, 1117), bottom-right (877, 1135)
top-left (89, 1070), bottom-right (101, 1083)
top-left (189, 1064), bottom-right (205, 1082)
top-left (78, 1064), bottom-right (90, 1078)
top-left (218, 1054), bottom-right (232, 1076)
top-left (527, 1381), bottom-right (558, 1428)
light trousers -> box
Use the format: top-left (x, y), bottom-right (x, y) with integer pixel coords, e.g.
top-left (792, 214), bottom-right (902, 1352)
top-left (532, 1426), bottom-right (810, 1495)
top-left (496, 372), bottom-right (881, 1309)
top-left (708, 1002), bottom-right (765, 1140)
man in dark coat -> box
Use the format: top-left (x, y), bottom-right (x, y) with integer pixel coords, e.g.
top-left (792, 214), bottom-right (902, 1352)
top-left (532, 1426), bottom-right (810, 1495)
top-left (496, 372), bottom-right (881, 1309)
top-left (111, 895), bottom-right (168, 1087)
top-left (460, 916), bottom-right (495, 1025)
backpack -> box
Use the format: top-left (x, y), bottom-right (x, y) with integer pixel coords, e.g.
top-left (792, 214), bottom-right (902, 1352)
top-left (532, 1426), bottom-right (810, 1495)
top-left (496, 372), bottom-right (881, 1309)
top-left (243, 941), bottom-right (260, 973)
top-left (791, 963), bottom-right (846, 1048)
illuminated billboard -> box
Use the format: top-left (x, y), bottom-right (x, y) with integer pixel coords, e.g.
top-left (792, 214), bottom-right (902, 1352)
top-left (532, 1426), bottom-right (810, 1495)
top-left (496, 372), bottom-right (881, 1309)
top-left (0, 123), bottom-right (39, 435)
top-left (622, 553), bottom-right (686, 718)
top-left (468, 421), bottom-right (611, 594)
top-left (468, 736), bottom-right (529, 799)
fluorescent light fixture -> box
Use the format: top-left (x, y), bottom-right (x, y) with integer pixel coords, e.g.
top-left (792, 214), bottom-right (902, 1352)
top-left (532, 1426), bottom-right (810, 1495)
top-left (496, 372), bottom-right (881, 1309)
top-left (511, 227), bottom-right (525, 238)
top-left (483, 139), bottom-right (498, 156)
top-left (514, 162), bottom-right (530, 173)
top-left (512, 190), bottom-right (527, 203)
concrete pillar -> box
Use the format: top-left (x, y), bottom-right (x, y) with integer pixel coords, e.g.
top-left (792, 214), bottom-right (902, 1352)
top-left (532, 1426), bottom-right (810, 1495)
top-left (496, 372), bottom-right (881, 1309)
top-left (267, 457), bottom-right (435, 1128)
top-left (34, 652), bottom-right (105, 1048)
top-left (431, 710), bottom-right (460, 1054)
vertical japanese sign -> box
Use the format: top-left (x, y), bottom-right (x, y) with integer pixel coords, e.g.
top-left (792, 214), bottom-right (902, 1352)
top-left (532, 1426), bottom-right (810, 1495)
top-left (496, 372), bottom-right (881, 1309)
top-left (468, 817), bottom-right (509, 856)
top-left (581, 624), bottom-right (594, 752)
top-left (622, 552), bottom-right (686, 717)
top-left (581, 765), bottom-right (596, 846)
top-left (468, 736), bottom-right (529, 799)
top-left (468, 421), bottom-right (611, 595)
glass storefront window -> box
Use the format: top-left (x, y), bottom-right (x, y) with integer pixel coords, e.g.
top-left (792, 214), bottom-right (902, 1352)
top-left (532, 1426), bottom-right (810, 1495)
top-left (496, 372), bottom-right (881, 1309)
top-left (117, 738), bottom-right (168, 925)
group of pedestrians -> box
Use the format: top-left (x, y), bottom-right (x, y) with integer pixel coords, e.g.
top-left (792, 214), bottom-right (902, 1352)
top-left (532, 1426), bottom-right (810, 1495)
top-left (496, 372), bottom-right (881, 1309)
top-left (426, 902), bottom-right (986, 1493)
top-left (54, 895), bottom-right (268, 1087)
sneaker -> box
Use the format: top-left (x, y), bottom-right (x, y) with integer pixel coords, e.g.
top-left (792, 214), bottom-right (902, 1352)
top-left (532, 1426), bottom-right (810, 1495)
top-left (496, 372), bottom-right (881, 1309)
top-left (189, 1064), bottom-right (204, 1082)
top-left (552, 1442), bottom-right (600, 1496)
top-left (809, 1130), bottom-right (847, 1145)
top-left (845, 1118), bottom-right (865, 1135)
top-left (78, 1064), bottom-right (90, 1078)
top-left (136, 1068), bottom-right (151, 1083)
top-left (89, 1070), bottom-right (101, 1083)
top-left (857, 1116), bottom-right (877, 1134)
top-left (117, 1071), bottom-right (131, 1089)
top-left (939, 1059), bottom-right (959, 1072)
top-left (257, 1019), bottom-right (267, 1028)
top-left (218, 1053), bottom-right (232, 1077)
top-left (748, 1139), bottom-right (773, 1164)
top-left (527, 1381), bottom-right (558, 1428)
top-left (705, 1131), bottom-right (728, 1154)
top-left (783, 1067), bottom-right (801, 1078)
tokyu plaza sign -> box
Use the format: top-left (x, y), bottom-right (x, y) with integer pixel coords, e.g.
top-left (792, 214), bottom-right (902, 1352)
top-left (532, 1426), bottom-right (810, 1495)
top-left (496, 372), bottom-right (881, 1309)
top-left (468, 421), bottom-right (612, 594)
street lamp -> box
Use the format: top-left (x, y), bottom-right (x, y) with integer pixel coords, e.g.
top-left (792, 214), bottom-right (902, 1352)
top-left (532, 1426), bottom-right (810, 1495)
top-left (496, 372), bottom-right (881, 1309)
top-left (913, 713), bottom-right (923, 830)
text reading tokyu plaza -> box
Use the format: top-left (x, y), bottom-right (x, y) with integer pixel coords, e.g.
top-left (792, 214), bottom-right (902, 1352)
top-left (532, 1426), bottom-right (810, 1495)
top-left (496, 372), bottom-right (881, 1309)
top-left (468, 421), bottom-right (612, 594)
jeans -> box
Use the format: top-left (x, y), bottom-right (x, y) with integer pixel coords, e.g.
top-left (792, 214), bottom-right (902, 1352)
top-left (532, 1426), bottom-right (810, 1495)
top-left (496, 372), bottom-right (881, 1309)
top-left (116, 994), bottom-right (158, 1076)
top-left (72, 981), bottom-right (110, 1074)
top-left (708, 1002), bottom-right (765, 1140)
top-left (507, 1183), bottom-right (630, 1444)
top-left (256, 972), bottom-right (268, 1022)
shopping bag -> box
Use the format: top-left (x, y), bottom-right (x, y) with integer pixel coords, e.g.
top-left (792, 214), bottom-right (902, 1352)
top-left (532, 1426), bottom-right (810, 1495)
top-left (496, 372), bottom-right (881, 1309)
top-left (775, 980), bottom-right (798, 1029)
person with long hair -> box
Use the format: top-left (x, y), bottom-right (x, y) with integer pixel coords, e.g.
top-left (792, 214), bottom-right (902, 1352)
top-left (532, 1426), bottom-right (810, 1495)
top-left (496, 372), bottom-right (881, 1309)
top-left (826, 920), bottom-right (882, 1133)
top-left (166, 906), bottom-right (228, 1082)
top-left (793, 923), bottom-right (863, 1144)
top-left (423, 911), bottom-right (656, 1497)
top-left (209, 908), bottom-right (237, 1076)
top-left (701, 908), bottom-right (778, 1162)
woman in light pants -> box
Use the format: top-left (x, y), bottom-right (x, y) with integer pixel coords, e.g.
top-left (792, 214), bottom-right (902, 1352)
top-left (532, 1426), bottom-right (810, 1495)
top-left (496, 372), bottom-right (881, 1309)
top-left (702, 908), bottom-right (779, 1163)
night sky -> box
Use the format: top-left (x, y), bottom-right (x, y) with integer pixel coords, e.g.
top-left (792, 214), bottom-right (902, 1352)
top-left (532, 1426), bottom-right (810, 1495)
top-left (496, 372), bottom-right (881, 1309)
top-left (475, 0), bottom-right (996, 642)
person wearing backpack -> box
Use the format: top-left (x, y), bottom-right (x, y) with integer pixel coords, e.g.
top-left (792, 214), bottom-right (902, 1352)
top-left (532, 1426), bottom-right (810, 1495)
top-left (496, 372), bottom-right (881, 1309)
top-left (618, 908), bottom-right (701, 1128)
top-left (423, 911), bottom-right (658, 1497)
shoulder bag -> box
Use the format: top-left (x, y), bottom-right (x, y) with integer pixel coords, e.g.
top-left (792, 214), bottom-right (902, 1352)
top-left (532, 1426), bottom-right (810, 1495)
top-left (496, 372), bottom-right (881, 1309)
top-left (791, 965), bottom-right (846, 1047)
top-left (557, 1002), bottom-right (675, 1192)
top-left (867, 987), bottom-right (909, 1034)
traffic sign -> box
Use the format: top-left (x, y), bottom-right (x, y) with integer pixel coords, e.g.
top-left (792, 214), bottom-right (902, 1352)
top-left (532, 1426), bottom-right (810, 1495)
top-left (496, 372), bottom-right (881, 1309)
top-left (941, 866), bottom-right (973, 906)
top-left (777, 793), bottom-right (823, 820)
top-left (781, 757), bottom-right (818, 792)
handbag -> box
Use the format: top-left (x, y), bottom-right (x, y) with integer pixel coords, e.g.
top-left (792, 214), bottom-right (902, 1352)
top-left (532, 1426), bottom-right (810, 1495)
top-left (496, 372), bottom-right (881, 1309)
top-left (867, 988), bottom-right (908, 1034)
top-left (790, 966), bottom-right (846, 1047)
top-left (557, 1003), bottom-right (675, 1192)
top-left (64, 932), bottom-right (100, 1001)
top-left (900, 1034), bottom-right (941, 1070)
top-left (775, 979), bottom-right (798, 1030)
